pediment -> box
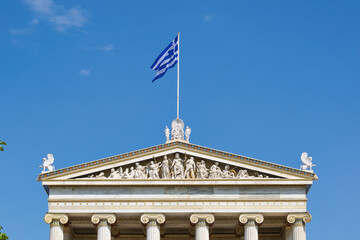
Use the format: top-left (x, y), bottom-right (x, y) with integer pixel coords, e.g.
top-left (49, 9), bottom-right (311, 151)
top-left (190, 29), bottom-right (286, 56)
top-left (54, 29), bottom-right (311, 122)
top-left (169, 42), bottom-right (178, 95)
top-left (38, 142), bottom-right (317, 181)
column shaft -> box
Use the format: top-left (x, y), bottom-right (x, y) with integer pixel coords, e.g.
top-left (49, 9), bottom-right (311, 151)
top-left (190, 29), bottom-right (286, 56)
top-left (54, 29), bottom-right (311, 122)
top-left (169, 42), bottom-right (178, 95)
top-left (97, 220), bottom-right (111, 240)
top-left (292, 219), bottom-right (306, 240)
top-left (146, 220), bottom-right (161, 240)
top-left (244, 220), bottom-right (258, 240)
top-left (49, 220), bottom-right (64, 240)
top-left (195, 219), bottom-right (209, 240)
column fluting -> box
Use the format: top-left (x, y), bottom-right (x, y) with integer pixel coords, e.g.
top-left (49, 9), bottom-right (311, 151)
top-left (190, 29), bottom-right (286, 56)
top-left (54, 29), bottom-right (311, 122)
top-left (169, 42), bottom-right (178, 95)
top-left (286, 213), bottom-right (311, 240)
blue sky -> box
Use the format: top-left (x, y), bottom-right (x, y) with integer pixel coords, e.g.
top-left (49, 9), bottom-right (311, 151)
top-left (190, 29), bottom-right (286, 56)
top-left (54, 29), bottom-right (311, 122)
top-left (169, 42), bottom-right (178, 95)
top-left (0, 0), bottom-right (359, 239)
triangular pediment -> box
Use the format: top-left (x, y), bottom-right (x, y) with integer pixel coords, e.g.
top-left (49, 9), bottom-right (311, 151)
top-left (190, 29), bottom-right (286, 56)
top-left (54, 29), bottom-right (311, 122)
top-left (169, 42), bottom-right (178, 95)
top-left (38, 142), bottom-right (317, 181)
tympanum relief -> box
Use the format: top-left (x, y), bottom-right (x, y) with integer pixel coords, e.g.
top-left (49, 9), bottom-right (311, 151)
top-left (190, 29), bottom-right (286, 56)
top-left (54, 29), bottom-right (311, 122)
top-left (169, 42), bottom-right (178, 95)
top-left (78, 153), bottom-right (279, 180)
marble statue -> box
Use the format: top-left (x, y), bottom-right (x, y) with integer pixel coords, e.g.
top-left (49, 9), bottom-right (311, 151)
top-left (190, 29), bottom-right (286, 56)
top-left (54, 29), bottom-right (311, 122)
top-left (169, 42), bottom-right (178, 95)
top-left (135, 163), bottom-right (147, 179)
top-left (209, 162), bottom-right (222, 179)
top-left (95, 172), bottom-right (106, 179)
top-left (148, 161), bottom-right (161, 179)
top-left (161, 155), bottom-right (171, 179)
top-left (237, 169), bottom-right (249, 178)
top-left (123, 167), bottom-right (135, 179)
top-left (185, 126), bottom-right (191, 141)
top-left (109, 168), bottom-right (121, 179)
top-left (300, 152), bottom-right (315, 172)
top-left (222, 165), bottom-right (235, 178)
top-left (40, 153), bottom-right (55, 173)
top-left (184, 157), bottom-right (196, 179)
top-left (171, 153), bottom-right (184, 179)
top-left (196, 160), bottom-right (209, 179)
top-left (164, 126), bottom-right (170, 142)
top-left (171, 119), bottom-right (185, 140)
top-left (78, 153), bottom-right (278, 180)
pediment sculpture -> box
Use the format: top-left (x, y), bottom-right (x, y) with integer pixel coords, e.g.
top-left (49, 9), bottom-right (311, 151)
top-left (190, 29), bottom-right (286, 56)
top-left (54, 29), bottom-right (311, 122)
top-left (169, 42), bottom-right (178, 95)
top-left (78, 153), bottom-right (279, 180)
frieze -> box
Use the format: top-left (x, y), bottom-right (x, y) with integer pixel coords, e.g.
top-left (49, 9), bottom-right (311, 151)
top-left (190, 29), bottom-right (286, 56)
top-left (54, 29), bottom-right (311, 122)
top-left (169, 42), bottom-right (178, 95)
top-left (77, 153), bottom-right (279, 180)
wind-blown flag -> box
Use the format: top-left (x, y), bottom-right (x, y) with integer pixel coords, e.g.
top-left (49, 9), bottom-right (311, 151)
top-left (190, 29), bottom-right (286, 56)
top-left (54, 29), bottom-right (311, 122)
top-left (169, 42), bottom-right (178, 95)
top-left (150, 35), bottom-right (179, 82)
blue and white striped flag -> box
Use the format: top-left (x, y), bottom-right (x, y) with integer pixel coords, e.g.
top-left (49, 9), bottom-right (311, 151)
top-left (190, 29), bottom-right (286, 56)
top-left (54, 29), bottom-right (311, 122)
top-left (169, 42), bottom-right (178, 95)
top-left (150, 35), bottom-right (179, 82)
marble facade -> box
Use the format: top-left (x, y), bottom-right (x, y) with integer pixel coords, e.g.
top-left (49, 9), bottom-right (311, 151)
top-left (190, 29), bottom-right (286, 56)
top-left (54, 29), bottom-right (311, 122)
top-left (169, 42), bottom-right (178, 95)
top-left (38, 140), bottom-right (317, 240)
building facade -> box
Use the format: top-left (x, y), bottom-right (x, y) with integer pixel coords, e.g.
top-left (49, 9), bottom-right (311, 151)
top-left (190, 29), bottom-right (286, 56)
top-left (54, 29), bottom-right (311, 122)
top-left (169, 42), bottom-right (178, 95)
top-left (38, 119), bottom-right (317, 240)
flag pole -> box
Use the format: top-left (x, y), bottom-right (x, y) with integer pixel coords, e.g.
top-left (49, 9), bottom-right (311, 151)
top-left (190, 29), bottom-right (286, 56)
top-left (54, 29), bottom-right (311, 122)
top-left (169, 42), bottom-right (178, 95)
top-left (177, 32), bottom-right (180, 119)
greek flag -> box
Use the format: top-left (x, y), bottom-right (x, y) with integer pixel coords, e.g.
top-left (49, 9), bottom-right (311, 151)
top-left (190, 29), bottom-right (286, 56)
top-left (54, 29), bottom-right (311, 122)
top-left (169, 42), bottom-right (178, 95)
top-left (150, 35), bottom-right (179, 82)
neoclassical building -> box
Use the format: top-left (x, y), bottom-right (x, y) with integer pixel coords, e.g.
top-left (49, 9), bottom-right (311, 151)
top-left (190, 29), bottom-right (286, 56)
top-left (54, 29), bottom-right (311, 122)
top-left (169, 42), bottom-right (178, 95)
top-left (38, 119), bottom-right (317, 240)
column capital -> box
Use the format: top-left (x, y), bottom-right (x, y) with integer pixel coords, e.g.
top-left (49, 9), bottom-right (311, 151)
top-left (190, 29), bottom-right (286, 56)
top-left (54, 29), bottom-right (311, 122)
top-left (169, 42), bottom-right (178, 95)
top-left (140, 213), bottom-right (166, 226)
top-left (190, 213), bottom-right (215, 226)
top-left (239, 213), bottom-right (264, 225)
top-left (287, 212), bottom-right (311, 224)
top-left (91, 214), bottom-right (116, 226)
top-left (44, 213), bottom-right (69, 225)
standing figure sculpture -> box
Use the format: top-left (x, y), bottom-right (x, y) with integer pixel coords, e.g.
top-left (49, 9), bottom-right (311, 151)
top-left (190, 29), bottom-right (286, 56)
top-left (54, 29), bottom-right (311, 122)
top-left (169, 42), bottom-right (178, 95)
top-left (171, 153), bottom-right (184, 179)
top-left (164, 126), bottom-right (170, 142)
top-left (161, 155), bottom-right (171, 179)
top-left (184, 157), bottom-right (196, 178)
top-left (185, 126), bottom-right (191, 141)
top-left (196, 160), bottom-right (209, 179)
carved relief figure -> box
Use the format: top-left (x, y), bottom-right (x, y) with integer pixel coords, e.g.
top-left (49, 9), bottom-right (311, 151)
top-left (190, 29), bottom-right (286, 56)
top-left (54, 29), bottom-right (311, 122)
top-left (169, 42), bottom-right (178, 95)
top-left (161, 155), bottom-right (171, 179)
top-left (123, 167), bottom-right (135, 179)
top-left (222, 165), bottom-right (235, 178)
top-left (95, 172), bottom-right (106, 179)
top-left (109, 168), bottom-right (121, 179)
top-left (135, 163), bottom-right (147, 179)
top-left (171, 153), bottom-right (184, 179)
top-left (196, 160), bottom-right (209, 179)
top-left (184, 157), bottom-right (196, 178)
top-left (148, 161), bottom-right (161, 179)
top-left (209, 162), bottom-right (222, 178)
top-left (237, 169), bottom-right (249, 178)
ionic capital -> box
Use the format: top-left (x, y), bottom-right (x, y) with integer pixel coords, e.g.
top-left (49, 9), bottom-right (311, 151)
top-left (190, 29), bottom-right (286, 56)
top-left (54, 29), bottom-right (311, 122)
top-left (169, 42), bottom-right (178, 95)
top-left (91, 214), bottom-right (116, 226)
top-left (239, 213), bottom-right (264, 225)
top-left (140, 214), bottom-right (166, 226)
top-left (287, 212), bottom-right (311, 224)
top-left (190, 213), bottom-right (215, 226)
top-left (44, 213), bottom-right (69, 225)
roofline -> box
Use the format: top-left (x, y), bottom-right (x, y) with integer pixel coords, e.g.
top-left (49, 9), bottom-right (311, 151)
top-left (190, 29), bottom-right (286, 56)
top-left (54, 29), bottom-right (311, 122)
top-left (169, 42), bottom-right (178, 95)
top-left (37, 141), bottom-right (318, 181)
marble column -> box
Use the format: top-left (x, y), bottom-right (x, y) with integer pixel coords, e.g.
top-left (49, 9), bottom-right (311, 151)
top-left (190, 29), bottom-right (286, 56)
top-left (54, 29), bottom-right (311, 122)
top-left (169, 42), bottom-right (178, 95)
top-left (44, 213), bottom-right (69, 240)
top-left (140, 214), bottom-right (166, 240)
top-left (239, 214), bottom-right (264, 240)
top-left (91, 214), bottom-right (117, 240)
top-left (286, 213), bottom-right (311, 240)
top-left (190, 214), bottom-right (215, 240)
